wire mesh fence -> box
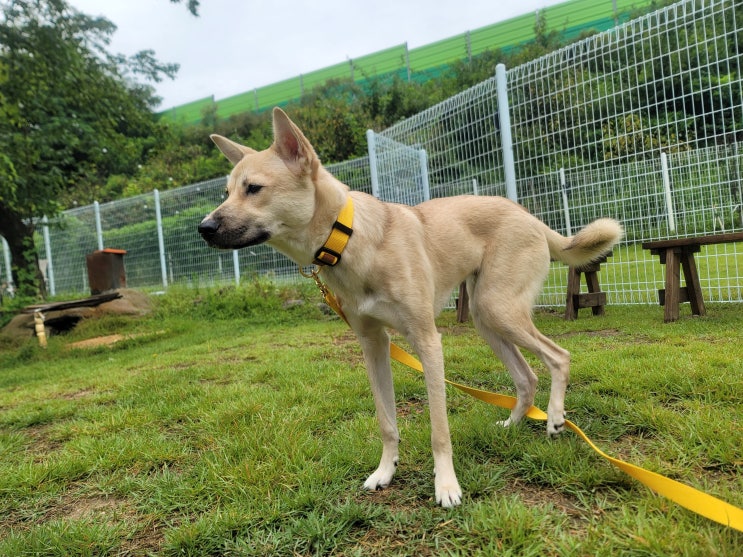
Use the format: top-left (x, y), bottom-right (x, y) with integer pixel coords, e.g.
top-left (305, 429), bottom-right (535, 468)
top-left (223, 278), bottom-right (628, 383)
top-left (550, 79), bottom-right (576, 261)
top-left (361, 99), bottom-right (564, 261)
top-left (382, 76), bottom-right (506, 200)
top-left (505, 0), bottom-right (742, 305)
top-left (4, 0), bottom-right (741, 309)
top-left (366, 132), bottom-right (430, 204)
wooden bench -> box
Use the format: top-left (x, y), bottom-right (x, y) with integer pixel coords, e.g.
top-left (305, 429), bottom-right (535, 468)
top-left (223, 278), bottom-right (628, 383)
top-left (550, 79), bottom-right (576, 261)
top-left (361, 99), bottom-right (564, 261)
top-left (564, 252), bottom-right (611, 320)
top-left (642, 232), bottom-right (743, 322)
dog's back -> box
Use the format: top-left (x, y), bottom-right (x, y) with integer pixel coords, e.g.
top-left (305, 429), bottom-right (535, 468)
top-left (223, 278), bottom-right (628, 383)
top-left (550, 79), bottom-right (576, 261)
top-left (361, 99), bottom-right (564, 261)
top-left (402, 195), bottom-right (621, 292)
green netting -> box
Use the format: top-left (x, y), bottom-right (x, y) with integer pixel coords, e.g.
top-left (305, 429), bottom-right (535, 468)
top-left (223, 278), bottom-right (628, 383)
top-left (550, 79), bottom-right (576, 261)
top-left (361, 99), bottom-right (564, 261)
top-left (562, 17), bottom-right (619, 41)
top-left (546, 0), bottom-right (609, 23)
top-left (409, 35), bottom-right (467, 71)
top-left (353, 44), bottom-right (408, 76)
top-left (160, 96), bottom-right (214, 125)
top-left (216, 91), bottom-right (257, 119)
top-left (255, 77), bottom-right (303, 110)
top-left (469, 14), bottom-right (535, 56)
top-left (302, 61), bottom-right (352, 90)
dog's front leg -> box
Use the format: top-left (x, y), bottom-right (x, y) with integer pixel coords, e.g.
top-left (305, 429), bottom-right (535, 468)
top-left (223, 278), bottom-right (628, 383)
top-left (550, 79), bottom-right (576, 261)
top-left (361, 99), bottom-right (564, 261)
top-left (357, 326), bottom-right (400, 492)
top-left (413, 329), bottom-right (462, 508)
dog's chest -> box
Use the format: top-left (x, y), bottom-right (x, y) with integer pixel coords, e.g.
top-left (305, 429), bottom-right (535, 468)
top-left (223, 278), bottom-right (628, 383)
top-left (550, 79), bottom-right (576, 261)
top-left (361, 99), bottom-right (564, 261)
top-left (336, 284), bottom-right (402, 328)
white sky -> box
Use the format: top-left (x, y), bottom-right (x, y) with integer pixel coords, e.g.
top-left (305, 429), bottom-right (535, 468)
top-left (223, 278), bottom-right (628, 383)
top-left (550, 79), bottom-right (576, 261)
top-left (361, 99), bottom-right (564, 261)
top-left (68, 0), bottom-right (567, 110)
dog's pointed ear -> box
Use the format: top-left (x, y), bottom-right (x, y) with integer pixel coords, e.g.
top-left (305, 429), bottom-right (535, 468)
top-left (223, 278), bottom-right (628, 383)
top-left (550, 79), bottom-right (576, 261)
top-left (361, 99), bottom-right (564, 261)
top-left (271, 107), bottom-right (319, 177)
top-left (210, 134), bottom-right (256, 166)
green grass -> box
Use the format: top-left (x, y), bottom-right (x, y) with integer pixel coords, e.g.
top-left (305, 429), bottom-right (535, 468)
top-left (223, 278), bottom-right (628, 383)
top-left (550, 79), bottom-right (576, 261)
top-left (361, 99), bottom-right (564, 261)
top-left (0, 284), bottom-right (741, 556)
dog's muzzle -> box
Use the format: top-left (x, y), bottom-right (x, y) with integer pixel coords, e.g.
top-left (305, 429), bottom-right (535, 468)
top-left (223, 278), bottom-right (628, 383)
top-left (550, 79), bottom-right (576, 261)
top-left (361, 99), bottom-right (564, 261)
top-left (198, 217), bottom-right (271, 249)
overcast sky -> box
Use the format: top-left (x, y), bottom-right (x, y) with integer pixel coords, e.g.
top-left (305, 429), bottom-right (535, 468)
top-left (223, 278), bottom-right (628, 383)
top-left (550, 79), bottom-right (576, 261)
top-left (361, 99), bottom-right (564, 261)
top-left (68, 0), bottom-right (567, 110)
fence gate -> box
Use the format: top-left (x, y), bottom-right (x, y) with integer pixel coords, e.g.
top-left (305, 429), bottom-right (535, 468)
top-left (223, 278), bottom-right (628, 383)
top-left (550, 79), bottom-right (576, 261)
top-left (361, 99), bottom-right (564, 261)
top-left (366, 130), bottom-right (430, 205)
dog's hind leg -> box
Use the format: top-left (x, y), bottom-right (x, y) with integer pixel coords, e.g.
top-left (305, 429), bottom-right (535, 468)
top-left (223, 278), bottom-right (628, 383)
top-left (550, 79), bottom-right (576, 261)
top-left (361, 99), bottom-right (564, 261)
top-left (356, 325), bottom-right (400, 492)
top-left (468, 278), bottom-right (570, 438)
top-left (516, 329), bottom-right (570, 437)
top-left (473, 322), bottom-right (538, 427)
top-left (467, 276), bottom-right (537, 427)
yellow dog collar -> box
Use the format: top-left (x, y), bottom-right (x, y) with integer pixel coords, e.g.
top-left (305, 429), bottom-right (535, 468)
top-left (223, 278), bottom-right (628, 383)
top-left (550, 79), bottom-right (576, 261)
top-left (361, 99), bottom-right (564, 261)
top-left (313, 196), bottom-right (354, 266)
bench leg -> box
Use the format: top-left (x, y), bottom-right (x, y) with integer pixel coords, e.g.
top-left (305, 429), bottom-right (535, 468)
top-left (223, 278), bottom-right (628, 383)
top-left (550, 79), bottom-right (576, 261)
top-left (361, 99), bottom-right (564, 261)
top-left (680, 252), bottom-right (706, 317)
top-left (457, 282), bottom-right (469, 323)
top-left (585, 271), bottom-right (605, 316)
top-left (565, 265), bottom-right (607, 320)
top-left (564, 267), bottom-right (581, 320)
top-left (663, 248), bottom-right (681, 322)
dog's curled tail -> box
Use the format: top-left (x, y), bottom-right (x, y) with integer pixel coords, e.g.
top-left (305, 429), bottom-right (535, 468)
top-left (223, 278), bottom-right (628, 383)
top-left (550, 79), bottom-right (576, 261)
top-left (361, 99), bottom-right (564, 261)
top-left (546, 218), bottom-right (623, 267)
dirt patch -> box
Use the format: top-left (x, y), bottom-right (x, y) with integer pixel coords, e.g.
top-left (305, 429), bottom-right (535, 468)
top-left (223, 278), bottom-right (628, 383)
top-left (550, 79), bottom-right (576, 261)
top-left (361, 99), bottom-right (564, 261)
top-left (354, 526), bottom-right (425, 556)
top-left (58, 387), bottom-right (97, 400)
top-left (59, 495), bottom-right (126, 521)
top-left (397, 397), bottom-right (426, 418)
top-left (46, 494), bottom-right (164, 555)
top-left (553, 328), bottom-right (621, 339)
top-left (24, 423), bottom-right (66, 457)
top-left (610, 433), bottom-right (662, 466)
top-left (327, 330), bottom-right (364, 366)
top-left (66, 330), bottom-right (165, 350)
top-left (119, 520), bottom-right (166, 556)
top-left (199, 375), bottom-right (237, 386)
top-left (1, 289), bottom-right (152, 343)
top-left (332, 330), bottom-right (358, 346)
top-left (66, 334), bottom-right (128, 349)
top-left (439, 323), bottom-right (474, 336)
top-left (506, 478), bottom-right (588, 523)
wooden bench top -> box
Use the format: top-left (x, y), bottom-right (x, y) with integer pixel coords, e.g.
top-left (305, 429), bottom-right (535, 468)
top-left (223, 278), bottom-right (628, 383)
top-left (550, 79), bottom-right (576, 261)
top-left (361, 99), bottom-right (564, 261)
top-left (642, 232), bottom-right (743, 250)
top-left (22, 292), bottom-right (121, 314)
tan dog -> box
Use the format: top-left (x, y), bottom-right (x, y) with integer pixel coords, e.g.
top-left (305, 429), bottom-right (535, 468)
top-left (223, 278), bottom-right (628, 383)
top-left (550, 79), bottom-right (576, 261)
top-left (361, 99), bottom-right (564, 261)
top-left (199, 108), bottom-right (623, 507)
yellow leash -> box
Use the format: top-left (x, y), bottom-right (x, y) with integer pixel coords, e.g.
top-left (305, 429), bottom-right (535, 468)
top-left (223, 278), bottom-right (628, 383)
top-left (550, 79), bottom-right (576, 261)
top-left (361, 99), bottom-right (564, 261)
top-left (303, 268), bottom-right (743, 531)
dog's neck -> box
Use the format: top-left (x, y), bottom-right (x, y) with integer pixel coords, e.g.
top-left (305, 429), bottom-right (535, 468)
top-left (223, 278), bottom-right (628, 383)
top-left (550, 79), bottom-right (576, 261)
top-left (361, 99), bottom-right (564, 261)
top-left (270, 169), bottom-right (352, 267)
top-left (308, 171), bottom-right (353, 267)
top-left (312, 196), bottom-right (353, 267)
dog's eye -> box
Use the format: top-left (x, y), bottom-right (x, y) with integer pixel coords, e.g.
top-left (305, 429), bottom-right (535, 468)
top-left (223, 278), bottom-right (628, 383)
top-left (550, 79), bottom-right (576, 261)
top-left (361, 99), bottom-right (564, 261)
top-left (244, 182), bottom-right (263, 195)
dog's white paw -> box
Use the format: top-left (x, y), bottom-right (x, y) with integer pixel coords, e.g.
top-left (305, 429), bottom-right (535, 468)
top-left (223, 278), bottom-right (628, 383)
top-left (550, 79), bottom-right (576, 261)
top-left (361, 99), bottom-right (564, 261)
top-left (433, 465), bottom-right (462, 508)
top-left (546, 414), bottom-right (566, 438)
top-left (497, 417), bottom-right (514, 428)
top-left (435, 479), bottom-right (463, 508)
top-left (363, 458), bottom-right (398, 491)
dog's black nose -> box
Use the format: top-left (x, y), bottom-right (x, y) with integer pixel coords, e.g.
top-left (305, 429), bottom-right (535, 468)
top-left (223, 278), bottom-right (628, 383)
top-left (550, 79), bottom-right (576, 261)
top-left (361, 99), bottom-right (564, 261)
top-left (198, 218), bottom-right (219, 239)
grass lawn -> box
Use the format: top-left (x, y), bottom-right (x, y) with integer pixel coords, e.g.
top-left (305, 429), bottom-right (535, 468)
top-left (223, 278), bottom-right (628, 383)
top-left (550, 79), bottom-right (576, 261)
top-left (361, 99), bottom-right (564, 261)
top-left (0, 283), bottom-right (741, 556)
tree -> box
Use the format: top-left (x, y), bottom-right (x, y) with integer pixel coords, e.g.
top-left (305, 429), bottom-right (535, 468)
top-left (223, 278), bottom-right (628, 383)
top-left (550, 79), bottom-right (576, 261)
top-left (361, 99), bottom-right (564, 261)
top-left (170, 0), bottom-right (199, 16)
top-left (0, 0), bottom-right (177, 298)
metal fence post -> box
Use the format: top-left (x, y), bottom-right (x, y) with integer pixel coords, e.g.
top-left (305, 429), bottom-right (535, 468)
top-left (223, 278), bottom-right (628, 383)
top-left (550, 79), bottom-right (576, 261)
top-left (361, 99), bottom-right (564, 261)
top-left (94, 201), bottom-right (104, 250)
top-left (1, 237), bottom-right (12, 294)
top-left (559, 168), bottom-right (572, 236)
top-left (660, 152), bottom-right (676, 233)
top-left (154, 189), bottom-right (168, 288)
top-left (42, 216), bottom-right (56, 296)
top-left (366, 130), bottom-right (381, 198)
top-left (233, 250), bottom-right (240, 286)
top-left (418, 148), bottom-right (431, 202)
top-left (496, 63), bottom-right (518, 203)
top-left (405, 42), bottom-right (411, 82)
